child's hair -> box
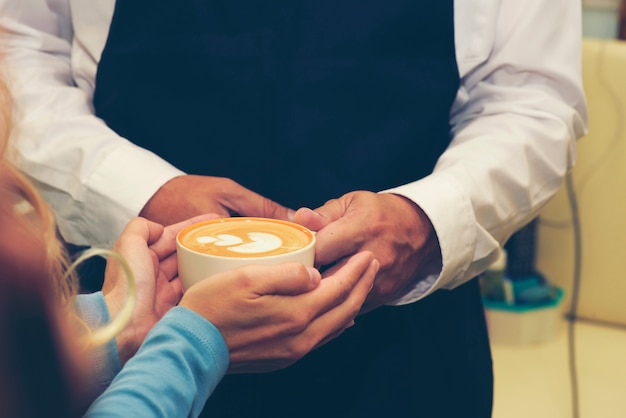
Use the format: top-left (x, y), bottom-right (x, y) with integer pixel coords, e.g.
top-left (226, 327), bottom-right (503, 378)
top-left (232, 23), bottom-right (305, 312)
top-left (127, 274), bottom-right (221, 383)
top-left (0, 51), bottom-right (136, 343)
top-left (0, 47), bottom-right (136, 415)
top-left (0, 59), bottom-right (85, 415)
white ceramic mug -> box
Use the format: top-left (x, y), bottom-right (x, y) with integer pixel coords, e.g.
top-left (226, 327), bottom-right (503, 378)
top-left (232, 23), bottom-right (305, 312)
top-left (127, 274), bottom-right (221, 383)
top-left (176, 217), bottom-right (316, 290)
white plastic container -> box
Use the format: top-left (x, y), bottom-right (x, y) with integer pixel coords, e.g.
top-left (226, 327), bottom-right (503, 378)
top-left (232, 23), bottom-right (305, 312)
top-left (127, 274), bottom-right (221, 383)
top-left (483, 286), bottom-right (564, 346)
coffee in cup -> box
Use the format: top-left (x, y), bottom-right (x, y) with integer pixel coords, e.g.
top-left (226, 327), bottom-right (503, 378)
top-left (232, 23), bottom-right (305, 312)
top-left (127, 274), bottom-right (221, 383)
top-left (176, 217), bottom-right (316, 290)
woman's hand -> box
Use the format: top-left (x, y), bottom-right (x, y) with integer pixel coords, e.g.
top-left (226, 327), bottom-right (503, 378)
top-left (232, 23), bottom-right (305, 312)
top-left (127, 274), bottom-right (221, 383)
top-left (102, 214), bottom-right (218, 364)
top-left (180, 251), bottom-right (379, 374)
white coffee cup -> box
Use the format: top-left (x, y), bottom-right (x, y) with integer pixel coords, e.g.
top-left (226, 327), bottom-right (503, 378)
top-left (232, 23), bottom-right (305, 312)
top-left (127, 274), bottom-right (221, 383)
top-left (176, 217), bottom-right (316, 290)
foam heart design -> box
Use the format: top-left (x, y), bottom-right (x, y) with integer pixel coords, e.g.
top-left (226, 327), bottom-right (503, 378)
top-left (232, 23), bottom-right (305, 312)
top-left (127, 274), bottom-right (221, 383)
top-left (227, 232), bottom-right (282, 254)
top-left (196, 234), bottom-right (242, 246)
top-left (195, 232), bottom-right (283, 254)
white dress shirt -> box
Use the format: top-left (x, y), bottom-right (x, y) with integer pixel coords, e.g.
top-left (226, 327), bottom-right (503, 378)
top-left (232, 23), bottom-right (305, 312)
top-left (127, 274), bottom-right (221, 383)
top-left (0, 0), bottom-right (587, 303)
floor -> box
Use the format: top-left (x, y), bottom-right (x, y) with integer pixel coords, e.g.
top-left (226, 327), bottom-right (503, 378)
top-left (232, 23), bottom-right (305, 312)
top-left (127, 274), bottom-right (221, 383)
top-left (491, 319), bottom-right (626, 418)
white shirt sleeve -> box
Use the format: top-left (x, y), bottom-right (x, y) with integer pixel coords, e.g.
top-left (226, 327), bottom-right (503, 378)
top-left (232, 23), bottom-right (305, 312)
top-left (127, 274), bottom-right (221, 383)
top-left (0, 0), bottom-right (184, 248)
top-left (386, 0), bottom-right (588, 304)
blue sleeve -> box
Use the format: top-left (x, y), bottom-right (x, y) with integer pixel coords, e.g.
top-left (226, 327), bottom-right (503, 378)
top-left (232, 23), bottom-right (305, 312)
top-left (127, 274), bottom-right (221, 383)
top-left (84, 306), bottom-right (230, 418)
top-left (74, 292), bottom-right (122, 396)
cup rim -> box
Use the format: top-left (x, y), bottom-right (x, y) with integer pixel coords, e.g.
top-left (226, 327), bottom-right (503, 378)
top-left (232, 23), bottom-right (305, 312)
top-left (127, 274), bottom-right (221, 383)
top-left (176, 217), bottom-right (315, 259)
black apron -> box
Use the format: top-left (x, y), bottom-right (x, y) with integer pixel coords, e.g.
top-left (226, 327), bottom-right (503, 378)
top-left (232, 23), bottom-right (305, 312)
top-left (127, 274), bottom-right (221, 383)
top-left (94, 1), bottom-right (493, 416)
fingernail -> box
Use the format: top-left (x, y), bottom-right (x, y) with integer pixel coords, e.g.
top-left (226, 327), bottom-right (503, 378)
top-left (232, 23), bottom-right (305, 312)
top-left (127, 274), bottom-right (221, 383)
top-left (287, 209), bottom-right (296, 221)
top-left (307, 266), bottom-right (321, 284)
top-left (298, 207), bottom-right (320, 218)
top-left (309, 208), bottom-right (322, 218)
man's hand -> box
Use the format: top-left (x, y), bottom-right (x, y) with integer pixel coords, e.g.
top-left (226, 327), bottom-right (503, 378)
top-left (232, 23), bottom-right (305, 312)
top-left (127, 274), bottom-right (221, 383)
top-left (139, 175), bottom-right (293, 226)
top-left (294, 191), bottom-right (442, 312)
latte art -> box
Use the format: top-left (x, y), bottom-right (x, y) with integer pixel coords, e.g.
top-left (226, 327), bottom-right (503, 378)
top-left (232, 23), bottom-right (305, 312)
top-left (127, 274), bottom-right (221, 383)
top-left (179, 218), bottom-right (314, 258)
top-left (196, 232), bottom-right (283, 254)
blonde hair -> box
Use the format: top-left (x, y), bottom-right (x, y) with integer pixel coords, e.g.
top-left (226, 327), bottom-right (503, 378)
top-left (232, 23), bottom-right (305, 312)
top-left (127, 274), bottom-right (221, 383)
top-left (0, 54), bottom-right (135, 349)
top-left (67, 248), bottom-right (136, 348)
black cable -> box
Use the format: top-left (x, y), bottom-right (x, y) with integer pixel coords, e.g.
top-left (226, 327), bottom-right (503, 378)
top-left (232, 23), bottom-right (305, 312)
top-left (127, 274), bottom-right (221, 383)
top-left (563, 39), bottom-right (626, 418)
top-left (565, 171), bottom-right (582, 418)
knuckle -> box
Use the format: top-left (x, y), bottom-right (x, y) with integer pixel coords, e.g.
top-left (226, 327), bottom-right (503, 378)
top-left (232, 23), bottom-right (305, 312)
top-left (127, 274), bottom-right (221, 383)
top-left (283, 338), bottom-right (315, 361)
top-left (337, 281), bottom-right (353, 302)
top-left (214, 176), bottom-right (235, 192)
top-left (232, 266), bottom-right (256, 288)
top-left (280, 309), bottom-right (311, 335)
top-left (263, 197), bottom-right (280, 217)
top-left (346, 295), bottom-right (363, 316)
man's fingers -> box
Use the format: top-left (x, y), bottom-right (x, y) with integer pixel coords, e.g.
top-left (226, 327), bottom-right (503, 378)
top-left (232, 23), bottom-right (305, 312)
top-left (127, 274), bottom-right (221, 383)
top-left (293, 207), bottom-right (328, 231)
top-left (227, 184), bottom-right (294, 221)
top-left (294, 196), bottom-right (362, 266)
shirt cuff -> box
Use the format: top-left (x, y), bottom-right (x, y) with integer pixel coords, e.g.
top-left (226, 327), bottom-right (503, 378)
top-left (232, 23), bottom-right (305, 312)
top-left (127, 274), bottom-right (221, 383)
top-left (381, 169), bottom-right (476, 304)
top-left (82, 143), bottom-right (184, 247)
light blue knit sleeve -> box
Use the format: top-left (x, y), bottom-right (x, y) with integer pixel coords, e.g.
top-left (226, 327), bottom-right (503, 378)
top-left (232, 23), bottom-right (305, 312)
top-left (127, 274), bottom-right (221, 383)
top-left (74, 292), bottom-right (122, 396)
top-left (84, 306), bottom-right (230, 418)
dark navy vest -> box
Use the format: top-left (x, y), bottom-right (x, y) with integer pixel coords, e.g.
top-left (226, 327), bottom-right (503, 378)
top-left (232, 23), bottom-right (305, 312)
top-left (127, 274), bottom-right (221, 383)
top-left (94, 2), bottom-right (493, 417)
